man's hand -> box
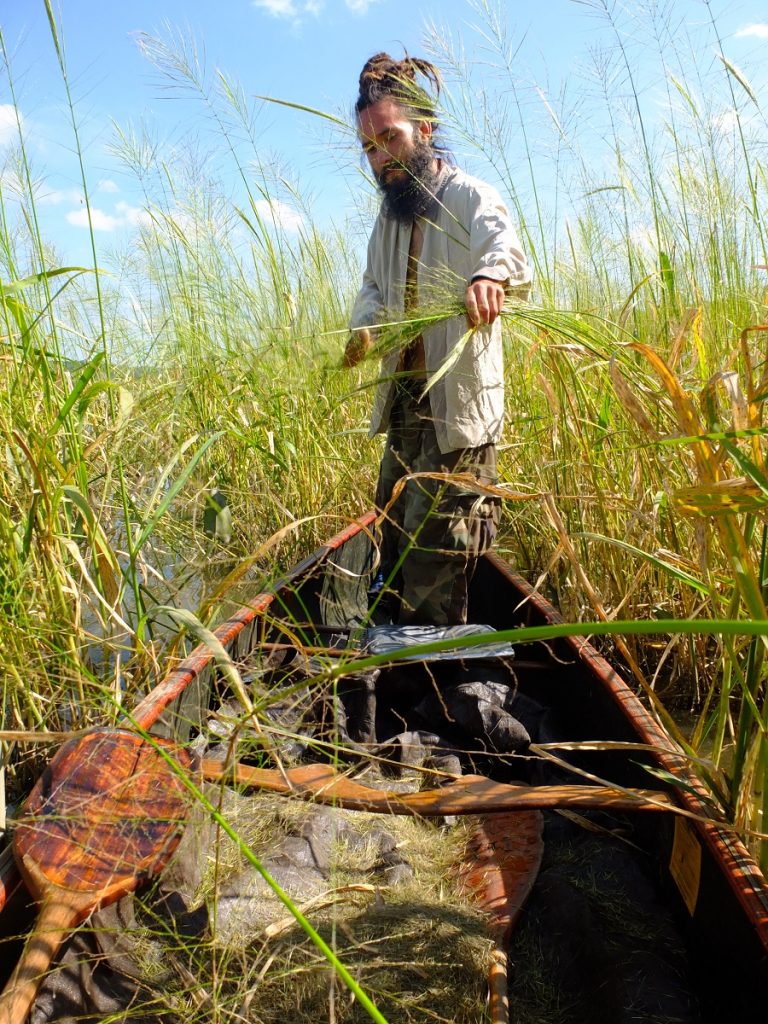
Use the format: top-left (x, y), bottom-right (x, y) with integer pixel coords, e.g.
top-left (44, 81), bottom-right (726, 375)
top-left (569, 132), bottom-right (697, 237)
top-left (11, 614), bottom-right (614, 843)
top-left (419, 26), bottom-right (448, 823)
top-left (465, 278), bottom-right (506, 326)
top-left (342, 327), bottom-right (372, 368)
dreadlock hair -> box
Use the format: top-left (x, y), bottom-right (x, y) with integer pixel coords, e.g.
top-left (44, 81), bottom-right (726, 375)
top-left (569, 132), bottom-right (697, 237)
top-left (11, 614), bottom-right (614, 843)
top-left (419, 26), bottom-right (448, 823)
top-left (356, 52), bottom-right (443, 137)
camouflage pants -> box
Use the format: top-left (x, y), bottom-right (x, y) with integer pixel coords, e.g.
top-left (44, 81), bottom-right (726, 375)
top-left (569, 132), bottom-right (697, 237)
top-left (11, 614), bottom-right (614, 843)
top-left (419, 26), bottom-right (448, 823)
top-left (374, 381), bottom-right (501, 625)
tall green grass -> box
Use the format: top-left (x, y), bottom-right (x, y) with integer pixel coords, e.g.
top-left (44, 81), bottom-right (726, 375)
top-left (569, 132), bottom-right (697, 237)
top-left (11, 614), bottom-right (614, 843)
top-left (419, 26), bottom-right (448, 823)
top-left (1, 1), bottom-right (767, 1015)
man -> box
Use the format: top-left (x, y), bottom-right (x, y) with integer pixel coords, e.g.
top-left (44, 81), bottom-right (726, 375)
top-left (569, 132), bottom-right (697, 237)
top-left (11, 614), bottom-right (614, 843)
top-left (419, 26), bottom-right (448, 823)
top-left (345, 52), bottom-right (531, 625)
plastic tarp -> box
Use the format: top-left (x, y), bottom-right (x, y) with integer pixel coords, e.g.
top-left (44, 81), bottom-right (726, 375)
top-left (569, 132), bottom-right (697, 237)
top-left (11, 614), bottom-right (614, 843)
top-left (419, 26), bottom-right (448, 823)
top-left (362, 624), bottom-right (514, 662)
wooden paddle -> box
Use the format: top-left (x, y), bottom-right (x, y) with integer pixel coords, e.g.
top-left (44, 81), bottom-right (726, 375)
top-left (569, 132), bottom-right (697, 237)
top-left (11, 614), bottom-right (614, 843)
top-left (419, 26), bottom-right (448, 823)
top-left (201, 759), bottom-right (675, 816)
top-left (0, 729), bottom-right (193, 1024)
top-left (458, 811), bottom-right (544, 1024)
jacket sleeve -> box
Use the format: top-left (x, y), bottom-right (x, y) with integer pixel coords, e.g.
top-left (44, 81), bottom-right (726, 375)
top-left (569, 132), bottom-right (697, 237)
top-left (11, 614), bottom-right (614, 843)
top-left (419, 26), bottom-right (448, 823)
top-left (469, 185), bottom-right (532, 299)
top-left (350, 227), bottom-right (385, 330)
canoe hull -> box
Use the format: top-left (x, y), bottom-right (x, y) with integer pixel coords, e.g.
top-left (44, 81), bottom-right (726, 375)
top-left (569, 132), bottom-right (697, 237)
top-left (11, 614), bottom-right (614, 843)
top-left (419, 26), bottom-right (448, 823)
top-left (2, 512), bottom-right (766, 1014)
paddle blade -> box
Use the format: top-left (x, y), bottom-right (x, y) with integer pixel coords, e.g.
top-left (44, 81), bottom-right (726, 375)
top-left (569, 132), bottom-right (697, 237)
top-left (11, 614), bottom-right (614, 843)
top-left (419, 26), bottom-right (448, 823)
top-left (458, 811), bottom-right (544, 1024)
top-left (2, 729), bottom-right (193, 1024)
top-left (14, 729), bottom-right (193, 905)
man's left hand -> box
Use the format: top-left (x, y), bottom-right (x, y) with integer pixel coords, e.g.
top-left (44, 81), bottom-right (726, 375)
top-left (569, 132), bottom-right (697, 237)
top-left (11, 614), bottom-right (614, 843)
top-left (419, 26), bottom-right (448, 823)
top-left (342, 327), bottom-right (372, 368)
top-left (465, 278), bottom-right (506, 326)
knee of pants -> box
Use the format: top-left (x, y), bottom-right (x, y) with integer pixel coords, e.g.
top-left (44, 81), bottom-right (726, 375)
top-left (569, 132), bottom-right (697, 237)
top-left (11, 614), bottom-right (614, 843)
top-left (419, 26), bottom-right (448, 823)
top-left (406, 494), bottom-right (501, 557)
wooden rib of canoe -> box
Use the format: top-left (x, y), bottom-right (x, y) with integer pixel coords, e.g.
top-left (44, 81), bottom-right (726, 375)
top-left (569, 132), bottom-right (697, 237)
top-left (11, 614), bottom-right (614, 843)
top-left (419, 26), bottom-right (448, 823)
top-left (1, 511), bottom-right (768, 1020)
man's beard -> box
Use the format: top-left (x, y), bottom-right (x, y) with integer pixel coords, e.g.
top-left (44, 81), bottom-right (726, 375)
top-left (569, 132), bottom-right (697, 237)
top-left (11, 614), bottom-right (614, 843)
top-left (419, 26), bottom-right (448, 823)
top-left (378, 139), bottom-right (441, 223)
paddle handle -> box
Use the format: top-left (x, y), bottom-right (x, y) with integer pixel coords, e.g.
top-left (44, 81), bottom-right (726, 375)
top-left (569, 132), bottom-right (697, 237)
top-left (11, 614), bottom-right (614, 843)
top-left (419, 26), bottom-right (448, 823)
top-left (0, 893), bottom-right (82, 1024)
top-left (488, 943), bottom-right (509, 1024)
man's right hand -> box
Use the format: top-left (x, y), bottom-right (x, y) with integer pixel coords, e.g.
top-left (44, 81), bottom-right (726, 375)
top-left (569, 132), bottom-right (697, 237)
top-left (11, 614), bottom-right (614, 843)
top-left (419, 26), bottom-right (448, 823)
top-left (342, 327), bottom-right (372, 368)
top-left (465, 278), bottom-right (506, 326)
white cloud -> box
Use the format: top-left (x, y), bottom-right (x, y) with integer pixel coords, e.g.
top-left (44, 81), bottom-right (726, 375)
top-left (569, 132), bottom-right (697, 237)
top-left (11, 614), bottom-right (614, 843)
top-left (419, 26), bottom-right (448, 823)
top-left (65, 201), bottom-right (150, 232)
top-left (37, 187), bottom-right (85, 205)
top-left (712, 108), bottom-right (739, 132)
top-left (66, 207), bottom-right (119, 231)
top-left (0, 104), bottom-right (21, 146)
top-left (735, 23), bottom-right (768, 40)
top-left (252, 0), bottom-right (328, 20)
top-left (115, 200), bottom-right (152, 227)
top-left (254, 198), bottom-right (304, 233)
top-left (97, 178), bottom-right (120, 193)
top-left (166, 208), bottom-right (197, 234)
top-left (345, 0), bottom-right (377, 13)
top-left (252, 0), bottom-right (298, 17)
top-left (628, 225), bottom-right (656, 255)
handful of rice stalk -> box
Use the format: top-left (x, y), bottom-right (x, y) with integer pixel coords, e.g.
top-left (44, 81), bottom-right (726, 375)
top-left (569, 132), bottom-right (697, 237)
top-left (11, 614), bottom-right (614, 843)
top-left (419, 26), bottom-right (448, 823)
top-left (344, 299), bottom-right (634, 393)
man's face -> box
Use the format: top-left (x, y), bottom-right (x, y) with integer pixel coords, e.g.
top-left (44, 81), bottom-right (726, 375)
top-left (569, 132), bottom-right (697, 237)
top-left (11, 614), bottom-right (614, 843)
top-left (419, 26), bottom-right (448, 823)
top-left (357, 98), bottom-right (440, 222)
top-left (358, 99), bottom-right (430, 183)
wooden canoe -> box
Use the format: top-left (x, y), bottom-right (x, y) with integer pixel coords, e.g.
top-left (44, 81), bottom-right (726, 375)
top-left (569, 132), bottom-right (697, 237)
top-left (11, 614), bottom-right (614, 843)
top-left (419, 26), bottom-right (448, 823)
top-left (1, 511), bottom-right (767, 1020)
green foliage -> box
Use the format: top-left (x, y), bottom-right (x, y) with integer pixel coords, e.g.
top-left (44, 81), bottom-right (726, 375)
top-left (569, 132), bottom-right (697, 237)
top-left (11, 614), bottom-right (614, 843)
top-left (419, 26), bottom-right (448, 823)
top-left (2, 0), bottom-right (768, 976)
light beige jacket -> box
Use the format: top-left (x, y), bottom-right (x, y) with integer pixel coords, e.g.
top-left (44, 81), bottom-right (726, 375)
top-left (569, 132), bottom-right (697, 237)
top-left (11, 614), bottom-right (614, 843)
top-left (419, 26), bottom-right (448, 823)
top-left (350, 165), bottom-right (531, 452)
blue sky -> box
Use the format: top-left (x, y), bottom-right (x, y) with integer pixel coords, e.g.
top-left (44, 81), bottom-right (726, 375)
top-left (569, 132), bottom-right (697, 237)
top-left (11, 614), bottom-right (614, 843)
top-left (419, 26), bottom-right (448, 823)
top-left (1, 0), bottom-right (767, 268)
